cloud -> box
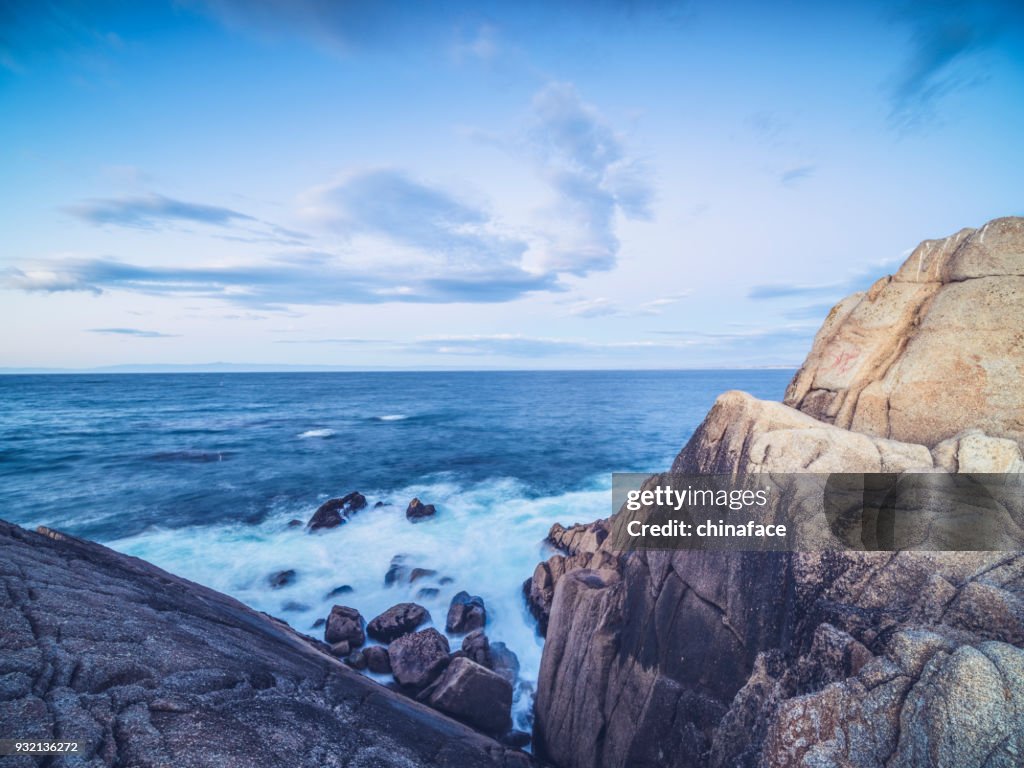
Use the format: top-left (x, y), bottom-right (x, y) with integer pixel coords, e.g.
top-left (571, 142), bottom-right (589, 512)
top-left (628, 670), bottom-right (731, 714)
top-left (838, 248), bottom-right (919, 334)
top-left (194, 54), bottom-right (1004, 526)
top-left (3, 253), bottom-right (558, 308)
top-left (526, 82), bottom-right (653, 275)
top-left (407, 333), bottom-right (693, 358)
top-left (887, 0), bottom-right (1024, 130)
top-left (748, 256), bottom-right (902, 302)
top-left (780, 165), bottom-right (815, 186)
top-left (89, 327), bottom-right (178, 338)
top-left (566, 292), bottom-right (689, 318)
top-left (67, 194), bottom-right (255, 228)
top-left (747, 282), bottom-right (842, 300)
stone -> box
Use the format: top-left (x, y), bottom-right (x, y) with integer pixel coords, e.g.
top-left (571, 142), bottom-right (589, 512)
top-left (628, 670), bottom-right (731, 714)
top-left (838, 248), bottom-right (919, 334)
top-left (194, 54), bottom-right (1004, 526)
top-left (0, 521), bottom-right (538, 767)
top-left (363, 645), bottom-right (391, 674)
top-left (416, 587), bottom-right (440, 600)
top-left (409, 567), bottom-right (437, 583)
top-left (502, 730), bottom-right (532, 749)
top-left (306, 491), bottom-right (368, 531)
top-left (462, 629), bottom-right (491, 667)
top-left (267, 569), bottom-right (296, 589)
top-left (344, 650), bottom-right (367, 671)
top-left (489, 642), bottom-right (520, 686)
top-left (406, 498), bottom-right (437, 521)
top-left (324, 605), bottom-right (365, 648)
top-left (425, 657), bottom-right (513, 736)
top-left (447, 591), bottom-right (487, 633)
top-left (329, 641), bottom-right (350, 658)
top-left (388, 628), bottom-right (451, 689)
top-left (325, 584), bottom-right (354, 598)
top-left (367, 603), bottom-right (431, 642)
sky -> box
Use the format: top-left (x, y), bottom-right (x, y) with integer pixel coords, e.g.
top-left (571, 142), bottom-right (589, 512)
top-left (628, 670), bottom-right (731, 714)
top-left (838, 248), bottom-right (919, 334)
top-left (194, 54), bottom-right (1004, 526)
top-left (2, 0), bottom-right (1023, 370)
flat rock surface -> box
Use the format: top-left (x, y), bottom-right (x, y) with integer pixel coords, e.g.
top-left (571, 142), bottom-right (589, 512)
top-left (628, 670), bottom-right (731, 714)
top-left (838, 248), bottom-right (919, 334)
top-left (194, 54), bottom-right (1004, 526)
top-left (0, 520), bottom-right (536, 768)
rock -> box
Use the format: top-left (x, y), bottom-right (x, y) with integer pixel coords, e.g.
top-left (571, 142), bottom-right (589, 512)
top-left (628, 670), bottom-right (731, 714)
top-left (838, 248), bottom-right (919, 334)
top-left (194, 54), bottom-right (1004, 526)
top-left (267, 569), bottom-right (296, 589)
top-left (374, 500), bottom-right (386, 508)
top-left (424, 657), bottom-right (513, 736)
top-left (311, 618), bottom-right (325, 630)
top-left (528, 217), bottom-right (1024, 768)
top-left (324, 605), bottom-right (365, 648)
top-left (489, 642), bottom-right (520, 686)
top-left (281, 601), bottom-right (309, 612)
top-left (416, 587), bottom-right (440, 600)
top-left (306, 491), bottom-right (368, 530)
top-left (409, 567), bottom-right (437, 583)
top-left (462, 629), bottom-right (491, 667)
top-left (0, 521), bottom-right (539, 768)
top-left (329, 641), bottom-right (350, 657)
top-left (367, 603), bottom-right (431, 642)
top-left (388, 628), bottom-right (451, 689)
top-left (344, 650), bottom-right (367, 671)
top-left (286, 518), bottom-right (303, 528)
top-left (406, 498), bottom-right (437, 521)
top-left (363, 645), bottom-right (391, 674)
top-left (325, 584), bottom-right (353, 598)
top-left (447, 591), bottom-right (487, 633)
top-left (502, 730), bottom-right (532, 749)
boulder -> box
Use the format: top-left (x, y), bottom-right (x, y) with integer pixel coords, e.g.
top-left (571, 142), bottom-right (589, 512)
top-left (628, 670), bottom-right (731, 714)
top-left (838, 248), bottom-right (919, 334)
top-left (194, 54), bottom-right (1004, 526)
top-left (388, 628), bottom-right (451, 689)
top-left (424, 657), bottom-right (513, 736)
top-left (447, 591), bottom-right (487, 633)
top-left (406, 498), bottom-right (437, 521)
top-left (267, 569), bottom-right (296, 589)
top-left (367, 603), bottom-right (431, 643)
top-left (324, 605), bottom-right (365, 648)
top-left (329, 641), bottom-right (350, 658)
top-left (489, 642), bottom-right (520, 686)
top-left (363, 645), bottom-right (391, 674)
top-left (462, 629), bottom-right (491, 667)
top-left (325, 584), bottom-right (353, 598)
top-left (416, 587), bottom-right (440, 600)
top-left (344, 650), bottom-right (367, 671)
top-left (306, 491), bottom-right (368, 530)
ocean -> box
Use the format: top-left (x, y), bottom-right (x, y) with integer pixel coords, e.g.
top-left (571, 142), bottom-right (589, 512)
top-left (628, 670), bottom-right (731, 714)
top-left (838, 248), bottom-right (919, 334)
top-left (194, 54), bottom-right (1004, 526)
top-left (0, 369), bottom-right (792, 729)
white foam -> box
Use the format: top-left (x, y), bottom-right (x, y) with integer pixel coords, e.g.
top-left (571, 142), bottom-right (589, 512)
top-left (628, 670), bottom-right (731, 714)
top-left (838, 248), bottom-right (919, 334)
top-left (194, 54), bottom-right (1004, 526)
top-left (376, 414), bottom-right (407, 422)
top-left (107, 475), bottom-right (610, 731)
top-left (298, 429), bottom-right (336, 438)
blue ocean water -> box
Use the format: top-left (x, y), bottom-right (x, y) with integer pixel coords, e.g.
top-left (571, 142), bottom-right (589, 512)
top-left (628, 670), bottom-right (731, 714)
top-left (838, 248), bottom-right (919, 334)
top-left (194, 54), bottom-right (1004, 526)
top-left (0, 370), bottom-right (791, 728)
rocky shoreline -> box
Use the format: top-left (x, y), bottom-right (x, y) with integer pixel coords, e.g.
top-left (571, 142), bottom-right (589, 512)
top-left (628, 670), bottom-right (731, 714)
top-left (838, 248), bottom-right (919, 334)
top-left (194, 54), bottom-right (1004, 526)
top-left (523, 217), bottom-right (1024, 768)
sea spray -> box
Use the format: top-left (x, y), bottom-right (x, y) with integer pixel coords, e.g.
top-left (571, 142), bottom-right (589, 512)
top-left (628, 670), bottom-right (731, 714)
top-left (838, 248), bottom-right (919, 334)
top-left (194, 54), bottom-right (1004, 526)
top-left (109, 474), bottom-right (611, 729)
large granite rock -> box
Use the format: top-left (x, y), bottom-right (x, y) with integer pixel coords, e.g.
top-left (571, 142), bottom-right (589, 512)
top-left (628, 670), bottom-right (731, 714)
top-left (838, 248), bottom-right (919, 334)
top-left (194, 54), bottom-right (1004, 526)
top-left (0, 521), bottom-right (536, 768)
top-left (424, 657), bottom-right (513, 736)
top-left (530, 218), bottom-right (1024, 768)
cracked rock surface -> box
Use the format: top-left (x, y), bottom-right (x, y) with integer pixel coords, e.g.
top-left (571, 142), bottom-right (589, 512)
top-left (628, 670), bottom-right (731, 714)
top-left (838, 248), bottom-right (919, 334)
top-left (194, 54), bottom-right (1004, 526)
top-left (0, 521), bottom-right (537, 768)
top-left (529, 217), bottom-right (1024, 768)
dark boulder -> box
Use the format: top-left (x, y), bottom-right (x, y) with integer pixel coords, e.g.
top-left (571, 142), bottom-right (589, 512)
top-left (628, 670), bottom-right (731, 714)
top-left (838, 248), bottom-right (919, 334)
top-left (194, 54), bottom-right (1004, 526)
top-left (329, 641), bottom-right (350, 658)
top-left (268, 569), bottom-right (296, 589)
top-left (282, 601), bottom-right (310, 612)
top-left (373, 500), bottom-right (386, 508)
top-left (502, 730), bottom-right (532, 749)
top-left (311, 618), bottom-right (326, 630)
top-left (306, 491), bottom-right (368, 530)
top-left (388, 628), bottom-right (451, 689)
top-left (345, 650), bottom-right (368, 671)
top-left (489, 642), bottom-right (520, 686)
top-left (425, 657), bottom-right (513, 736)
top-left (367, 603), bottom-right (431, 642)
top-left (409, 567), bottom-right (437, 583)
top-left (286, 518), bottom-right (304, 528)
top-left (406, 498), bottom-right (437, 522)
top-left (363, 645), bottom-right (391, 674)
top-left (416, 587), bottom-right (440, 601)
top-left (325, 584), bottom-right (354, 599)
top-left (384, 554), bottom-right (412, 586)
top-left (447, 591), bottom-right (487, 633)
top-left (462, 629), bottom-right (491, 667)
top-left (324, 605), bottom-right (366, 648)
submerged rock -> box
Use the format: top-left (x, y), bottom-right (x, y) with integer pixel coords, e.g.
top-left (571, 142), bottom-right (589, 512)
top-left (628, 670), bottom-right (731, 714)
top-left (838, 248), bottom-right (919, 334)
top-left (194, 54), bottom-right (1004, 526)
top-left (267, 569), bottom-right (296, 589)
top-left (325, 584), bottom-right (354, 598)
top-left (324, 605), bottom-right (365, 648)
top-left (447, 591), bottom-right (486, 633)
top-left (367, 603), bottom-right (431, 642)
top-left (406, 498), bottom-right (437, 521)
top-left (388, 628), bottom-right (451, 689)
top-left (306, 491), bottom-right (368, 530)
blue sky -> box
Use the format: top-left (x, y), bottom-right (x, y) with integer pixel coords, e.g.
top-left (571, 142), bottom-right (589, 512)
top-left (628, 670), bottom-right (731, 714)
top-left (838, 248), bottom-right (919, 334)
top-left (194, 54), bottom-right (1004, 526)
top-left (3, 0), bottom-right (1023, 369)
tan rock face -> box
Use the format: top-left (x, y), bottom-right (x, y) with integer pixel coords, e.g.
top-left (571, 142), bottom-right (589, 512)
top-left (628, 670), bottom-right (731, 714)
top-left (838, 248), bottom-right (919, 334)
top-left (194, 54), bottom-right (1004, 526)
top-left (785, 217), bottom-right (1024, 449)
top-left (529, 217), bottom-right (1024, 768)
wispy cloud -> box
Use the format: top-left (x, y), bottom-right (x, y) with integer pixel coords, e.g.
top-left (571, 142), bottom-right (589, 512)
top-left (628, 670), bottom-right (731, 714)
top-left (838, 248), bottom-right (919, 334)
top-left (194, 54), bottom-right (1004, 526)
top-left (67, 194), bottom-right (255, 228)
top-left (780, 164), bottom-right (815, 186)
top-left (887, 0), bottom-right (1024, 130)
top-left (88, 327), bottom-right (178, 338)
top-left (526, 82), bottom-right (653, 275)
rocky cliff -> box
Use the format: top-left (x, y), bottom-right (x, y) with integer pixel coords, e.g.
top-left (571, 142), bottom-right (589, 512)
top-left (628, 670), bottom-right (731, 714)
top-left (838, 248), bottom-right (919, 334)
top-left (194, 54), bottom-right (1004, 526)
top-left (528, 217), bottom-right (1024, 768)
top-left (0, 520), bottom-right (536, 768)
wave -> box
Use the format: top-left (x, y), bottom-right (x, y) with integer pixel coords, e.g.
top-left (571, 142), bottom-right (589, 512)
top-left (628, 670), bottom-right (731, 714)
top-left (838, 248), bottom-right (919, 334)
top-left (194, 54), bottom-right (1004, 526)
top-left (375, 414), bottom-right (407, 422)
top-left (298, 429), bottom-right (336, 438)
top-left (107, 473), bottom-right (611, 732)
top-left (147, 450), bottom-right (231, 463)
